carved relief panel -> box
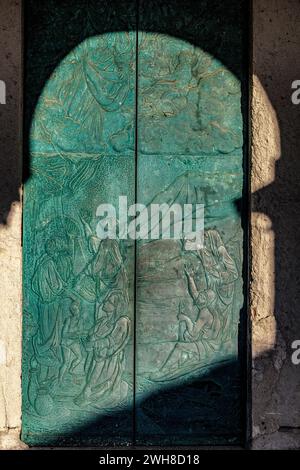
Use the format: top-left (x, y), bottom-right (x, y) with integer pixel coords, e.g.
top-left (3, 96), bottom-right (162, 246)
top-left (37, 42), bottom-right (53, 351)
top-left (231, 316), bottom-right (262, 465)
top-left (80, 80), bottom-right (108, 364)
top-left (22, 0), bottom-right (247, 446)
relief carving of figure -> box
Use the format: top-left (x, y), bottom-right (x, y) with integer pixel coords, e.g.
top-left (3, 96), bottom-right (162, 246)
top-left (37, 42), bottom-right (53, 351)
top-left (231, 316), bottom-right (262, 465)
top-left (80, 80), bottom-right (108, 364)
top-left (74, 291), bottom-right (131, 407)
top-left (75, 214), bottom-right (129, 317)
top-left (27, 207), bottom-right (131, 415)
top-left (150, 229), bottom-right (238, 382)
top-left (58, 300), bottom-right (86, 383)
top-left (31, 236), bottom-right (73, 385)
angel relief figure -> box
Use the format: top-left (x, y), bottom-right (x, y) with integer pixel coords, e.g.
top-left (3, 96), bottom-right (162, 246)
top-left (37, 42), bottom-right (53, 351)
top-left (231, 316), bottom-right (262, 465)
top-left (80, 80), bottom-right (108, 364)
top-left (74, 212), bottom-right (129, 319)
top-left (74, 291), bottom-right (131, 408)
top-left (150, 229), bottom-right (239, 382)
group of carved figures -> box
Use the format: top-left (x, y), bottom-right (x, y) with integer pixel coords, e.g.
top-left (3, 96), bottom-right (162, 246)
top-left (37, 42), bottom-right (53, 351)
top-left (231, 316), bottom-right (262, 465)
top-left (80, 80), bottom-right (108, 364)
top-left (151, 229), bottom-right (239, 381)
top-left (27, 217), bottom-right (238, 412)
top-left (27, 217), bottom-right (131, 413)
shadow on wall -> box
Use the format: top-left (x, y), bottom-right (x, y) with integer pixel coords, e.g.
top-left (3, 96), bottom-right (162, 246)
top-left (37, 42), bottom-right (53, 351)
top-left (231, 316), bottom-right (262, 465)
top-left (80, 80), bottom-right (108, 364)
top-left (0, 0), bottom-right (22, 224)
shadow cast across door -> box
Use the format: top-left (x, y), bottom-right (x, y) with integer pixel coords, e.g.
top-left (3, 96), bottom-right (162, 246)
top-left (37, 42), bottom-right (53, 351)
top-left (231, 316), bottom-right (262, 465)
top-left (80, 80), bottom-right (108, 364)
top-left (25, 360), bottom-right (242, 447)
top-left (21, 0), bottom-right (249, 447)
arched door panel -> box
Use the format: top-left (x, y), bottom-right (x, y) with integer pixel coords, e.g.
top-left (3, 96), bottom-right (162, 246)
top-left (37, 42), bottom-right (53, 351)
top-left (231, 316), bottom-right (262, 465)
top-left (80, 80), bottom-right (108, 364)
top-left (22, 0), bottom-right (247, 446)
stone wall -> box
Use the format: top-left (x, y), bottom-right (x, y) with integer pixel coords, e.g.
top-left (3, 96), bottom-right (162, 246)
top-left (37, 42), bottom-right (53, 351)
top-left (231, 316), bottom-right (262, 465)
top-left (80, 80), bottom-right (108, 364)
top-left (0, 0), bottom-right (300, 449)
top-left (0, 0), bottom-right (24, 450)
top-left (251, 0), bottom-right (300, 449)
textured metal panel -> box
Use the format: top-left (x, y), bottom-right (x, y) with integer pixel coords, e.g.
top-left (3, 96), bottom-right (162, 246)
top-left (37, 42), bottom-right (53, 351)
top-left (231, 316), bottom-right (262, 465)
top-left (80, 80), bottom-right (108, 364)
top-left (22, 0), bottom-right (136, 446)
top-left (135, 0), bottom-right (245, 445)
top-left (22, 0), bottom-right (247, 446)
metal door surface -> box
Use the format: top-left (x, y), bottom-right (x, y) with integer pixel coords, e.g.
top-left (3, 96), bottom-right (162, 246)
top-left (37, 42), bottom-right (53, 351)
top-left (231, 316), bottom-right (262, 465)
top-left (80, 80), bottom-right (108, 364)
top-left (22, 0), bottom-right (248, 446)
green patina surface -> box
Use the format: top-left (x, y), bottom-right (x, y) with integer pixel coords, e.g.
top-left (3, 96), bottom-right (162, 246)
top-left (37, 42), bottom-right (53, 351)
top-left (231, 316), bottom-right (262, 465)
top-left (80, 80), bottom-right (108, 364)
top-left (22, 0), bottom-right (247, 446)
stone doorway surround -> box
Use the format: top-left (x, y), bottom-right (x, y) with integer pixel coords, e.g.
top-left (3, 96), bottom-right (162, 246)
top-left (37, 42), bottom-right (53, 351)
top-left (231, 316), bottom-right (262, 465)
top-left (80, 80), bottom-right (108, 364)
top-left (0, 0), bottom-right (300, 450)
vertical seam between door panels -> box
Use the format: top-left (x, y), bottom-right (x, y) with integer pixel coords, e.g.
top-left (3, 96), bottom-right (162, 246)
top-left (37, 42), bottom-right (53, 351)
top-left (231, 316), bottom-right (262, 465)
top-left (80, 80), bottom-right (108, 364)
top-left (133, 0), bottom-right (140, 446)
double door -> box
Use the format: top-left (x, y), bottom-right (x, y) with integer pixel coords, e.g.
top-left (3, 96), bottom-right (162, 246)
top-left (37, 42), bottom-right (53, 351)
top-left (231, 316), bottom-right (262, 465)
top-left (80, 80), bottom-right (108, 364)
top-left (22, 0), bottom-right (247, 446)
